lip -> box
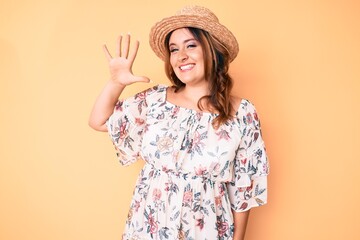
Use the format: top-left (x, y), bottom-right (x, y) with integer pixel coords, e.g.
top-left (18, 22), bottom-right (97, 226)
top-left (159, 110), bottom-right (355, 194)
top-left (179, 63), bottom-right (195, 71)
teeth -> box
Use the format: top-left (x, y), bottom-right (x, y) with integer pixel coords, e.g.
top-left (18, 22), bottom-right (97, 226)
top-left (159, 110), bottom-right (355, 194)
top-left (180, 64), bottom-right (194, 70)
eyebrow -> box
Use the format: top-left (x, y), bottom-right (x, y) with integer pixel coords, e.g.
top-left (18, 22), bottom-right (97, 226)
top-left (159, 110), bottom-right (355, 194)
top-left (168, 38), bottom-right (197, 47)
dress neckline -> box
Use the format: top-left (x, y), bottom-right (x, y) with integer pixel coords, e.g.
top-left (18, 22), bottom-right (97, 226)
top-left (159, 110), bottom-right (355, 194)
top-left (163, 85), bottom-right (218, 116)
top-left (161, 85), bottom-right (244, 117)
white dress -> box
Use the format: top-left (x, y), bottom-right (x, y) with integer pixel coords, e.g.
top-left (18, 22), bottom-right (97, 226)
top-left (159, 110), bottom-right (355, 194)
top-left (106, 85), bottom-right (269, 240)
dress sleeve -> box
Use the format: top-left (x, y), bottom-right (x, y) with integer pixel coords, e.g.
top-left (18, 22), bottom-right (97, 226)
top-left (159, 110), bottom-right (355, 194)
top-left (227, 100), bottom-right (270, 212)
top-left (106, 86), bottom-right (159, 166)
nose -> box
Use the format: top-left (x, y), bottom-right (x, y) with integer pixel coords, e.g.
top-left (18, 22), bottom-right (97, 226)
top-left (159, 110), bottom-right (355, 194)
top-left (177, 49), bottom-right (188, 62)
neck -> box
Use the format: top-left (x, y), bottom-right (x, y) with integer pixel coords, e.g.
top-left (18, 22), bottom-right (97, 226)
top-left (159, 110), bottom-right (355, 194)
top-left (183, 83), bottom-right (209, 99)
top-left (178, 82), bottom-right (212, 111)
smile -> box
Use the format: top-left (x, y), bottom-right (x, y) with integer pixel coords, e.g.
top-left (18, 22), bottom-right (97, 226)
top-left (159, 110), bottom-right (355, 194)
top-left (179, 64), bottom-right (195, 71)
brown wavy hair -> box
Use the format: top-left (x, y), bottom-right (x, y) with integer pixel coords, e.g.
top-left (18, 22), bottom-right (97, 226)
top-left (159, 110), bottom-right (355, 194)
top-left (164, 27), bottom-right (234, 128)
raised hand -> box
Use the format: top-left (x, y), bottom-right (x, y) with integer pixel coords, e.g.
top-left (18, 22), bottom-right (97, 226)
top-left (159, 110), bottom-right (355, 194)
top-left (89, 34), bottom-right (151, 132)
top-left (103, 34), bottom-right (150, 86)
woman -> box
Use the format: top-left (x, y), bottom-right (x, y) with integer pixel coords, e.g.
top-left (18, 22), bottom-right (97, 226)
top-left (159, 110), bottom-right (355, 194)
top-left (89, 5), bottom-right (269, 240)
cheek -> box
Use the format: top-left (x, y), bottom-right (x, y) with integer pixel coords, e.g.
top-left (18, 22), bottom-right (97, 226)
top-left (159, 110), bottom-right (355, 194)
top-left (169, 56), bottom-right (177, 70)
top-left (195, 52), bottom-right (204, 62)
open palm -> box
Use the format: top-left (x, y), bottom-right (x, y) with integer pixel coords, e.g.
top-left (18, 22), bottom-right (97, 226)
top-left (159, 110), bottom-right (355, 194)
top-left (103, 34), bottom-right (149, 85)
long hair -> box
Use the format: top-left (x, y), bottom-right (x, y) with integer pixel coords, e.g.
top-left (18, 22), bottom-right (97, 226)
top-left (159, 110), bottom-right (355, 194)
top-left (164, 27), bottom-right (234, 127)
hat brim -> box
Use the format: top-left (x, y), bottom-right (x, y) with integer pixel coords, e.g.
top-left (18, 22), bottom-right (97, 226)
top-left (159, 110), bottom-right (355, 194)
top-left (149, 15), bottom-right (239, 62)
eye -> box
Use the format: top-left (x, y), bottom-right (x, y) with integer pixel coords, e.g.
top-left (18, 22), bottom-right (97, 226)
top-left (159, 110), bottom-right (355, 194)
top-left (169, 47), bottom-right (178, 53)
top-left (187, 43), bottom-right (197, 49)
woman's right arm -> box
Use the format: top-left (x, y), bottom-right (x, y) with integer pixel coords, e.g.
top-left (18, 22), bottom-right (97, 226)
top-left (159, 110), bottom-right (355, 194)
top-left (88, 81), bottom-right (126, 132)
top-left (88, 34), bottom-right (150, 132)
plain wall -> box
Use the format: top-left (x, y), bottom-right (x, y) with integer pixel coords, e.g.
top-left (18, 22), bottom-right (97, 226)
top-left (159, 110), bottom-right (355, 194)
top-left (1, 0), bottom-right (359, 239)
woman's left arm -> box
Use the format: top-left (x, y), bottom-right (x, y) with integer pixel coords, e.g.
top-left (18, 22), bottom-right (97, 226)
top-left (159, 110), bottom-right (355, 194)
top-left (232, 210), bottom-right (250, 240)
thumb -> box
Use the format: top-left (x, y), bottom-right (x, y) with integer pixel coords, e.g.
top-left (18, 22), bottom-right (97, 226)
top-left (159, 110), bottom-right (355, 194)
top-left (134, 76), bottom-right (151, 83)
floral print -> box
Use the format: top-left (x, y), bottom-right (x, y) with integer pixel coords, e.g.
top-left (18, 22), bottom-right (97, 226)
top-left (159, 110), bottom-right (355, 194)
top-left (106, 85), bottom-right (269, 240)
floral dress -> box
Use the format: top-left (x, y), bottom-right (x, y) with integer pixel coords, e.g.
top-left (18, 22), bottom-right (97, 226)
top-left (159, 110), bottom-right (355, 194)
top-left (106, 85), bottom-right (269, 240)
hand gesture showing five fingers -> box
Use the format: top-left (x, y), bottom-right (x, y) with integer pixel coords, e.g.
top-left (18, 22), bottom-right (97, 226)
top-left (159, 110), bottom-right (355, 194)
top-left (103, 34), bottom-right (150, 86)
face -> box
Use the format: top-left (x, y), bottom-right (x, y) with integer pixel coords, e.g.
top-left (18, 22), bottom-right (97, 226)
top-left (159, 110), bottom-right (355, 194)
top-left (168, 28), bottom-right (206, 86)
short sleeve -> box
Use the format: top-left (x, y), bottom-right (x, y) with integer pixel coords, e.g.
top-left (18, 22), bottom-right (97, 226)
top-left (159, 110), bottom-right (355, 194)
top-left (227, 100), bottom-right (269, 212)
top-left (106, 85), bottom-right (161, 166)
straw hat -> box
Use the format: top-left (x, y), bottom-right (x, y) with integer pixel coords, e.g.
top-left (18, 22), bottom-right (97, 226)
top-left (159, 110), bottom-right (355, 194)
top-left (149, 5), bottom-right (239, 62)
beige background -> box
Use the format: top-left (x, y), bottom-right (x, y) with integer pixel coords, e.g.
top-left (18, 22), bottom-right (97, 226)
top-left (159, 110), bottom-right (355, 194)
top-left (1, 0), bottom-right (360, 239)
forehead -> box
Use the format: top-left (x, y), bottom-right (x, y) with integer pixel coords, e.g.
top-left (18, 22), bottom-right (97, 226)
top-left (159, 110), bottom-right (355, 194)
top-left (168, 28), bottom-right (195, 44)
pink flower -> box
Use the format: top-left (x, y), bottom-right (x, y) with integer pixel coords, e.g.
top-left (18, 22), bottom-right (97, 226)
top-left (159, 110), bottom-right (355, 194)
top-left (135, 91), bottom-right (147, 100)
top-left (240, 202), bottom-right (248, 211)
top-left (162, 165), bottom-right (169, 172)
top-left (246, 182), bottom-right (254, 192)
top-left (215, 196), bottom-right (222, 207)
top-left (216, 129), bottom-right (230, 140)
top-left (196, 217), bottom-right (204, 230)
top-left (164, 182), bottom-right (170, 192)
top-left (114, 100), bottom-right (124, 111)
top-left (118, 120), bottom-right (127, 140)
top-left (195, 112), bottom-right (203, 121)
top-left (133, 200), bottom-right (141, 212)
top-left (172, 151), bottom-right (179, 163)
top-left (253, 112), bottom-right (258, 121)
top-left (135, 118), bottom-right (145, 126)
top-left (171, 106), bottom-right (180, 117)
top-left (217, 220), bottom-right (229, 237)
top-left (263, 163), bottom-right (268, 173)
top-left (218, 184), bottom-right (225, 196)
top-left (183, 191), bottom-right (193, 203)
top-left (194, 165), bottom-right (207, 176)
top-left (148, 214), bottom-right (158, 234)
top-left (192, 131), bottom-right (201, 145)
top-left (241, 158), bottom-right (247, 165)
top-left (152, 188), bottom-right (162, 201)
top-left (246, 112), bottom-right (253, 124)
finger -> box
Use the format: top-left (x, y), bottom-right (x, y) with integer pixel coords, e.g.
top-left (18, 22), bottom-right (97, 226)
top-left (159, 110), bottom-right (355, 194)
top-left (115, 35), bottom-right (122, 57)
top-left (102, 44), bottom-right (112, 61)
top-left (121, 33), bottom-right (130, 58)
top-left (128, 39), bottom-right (140, 63)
